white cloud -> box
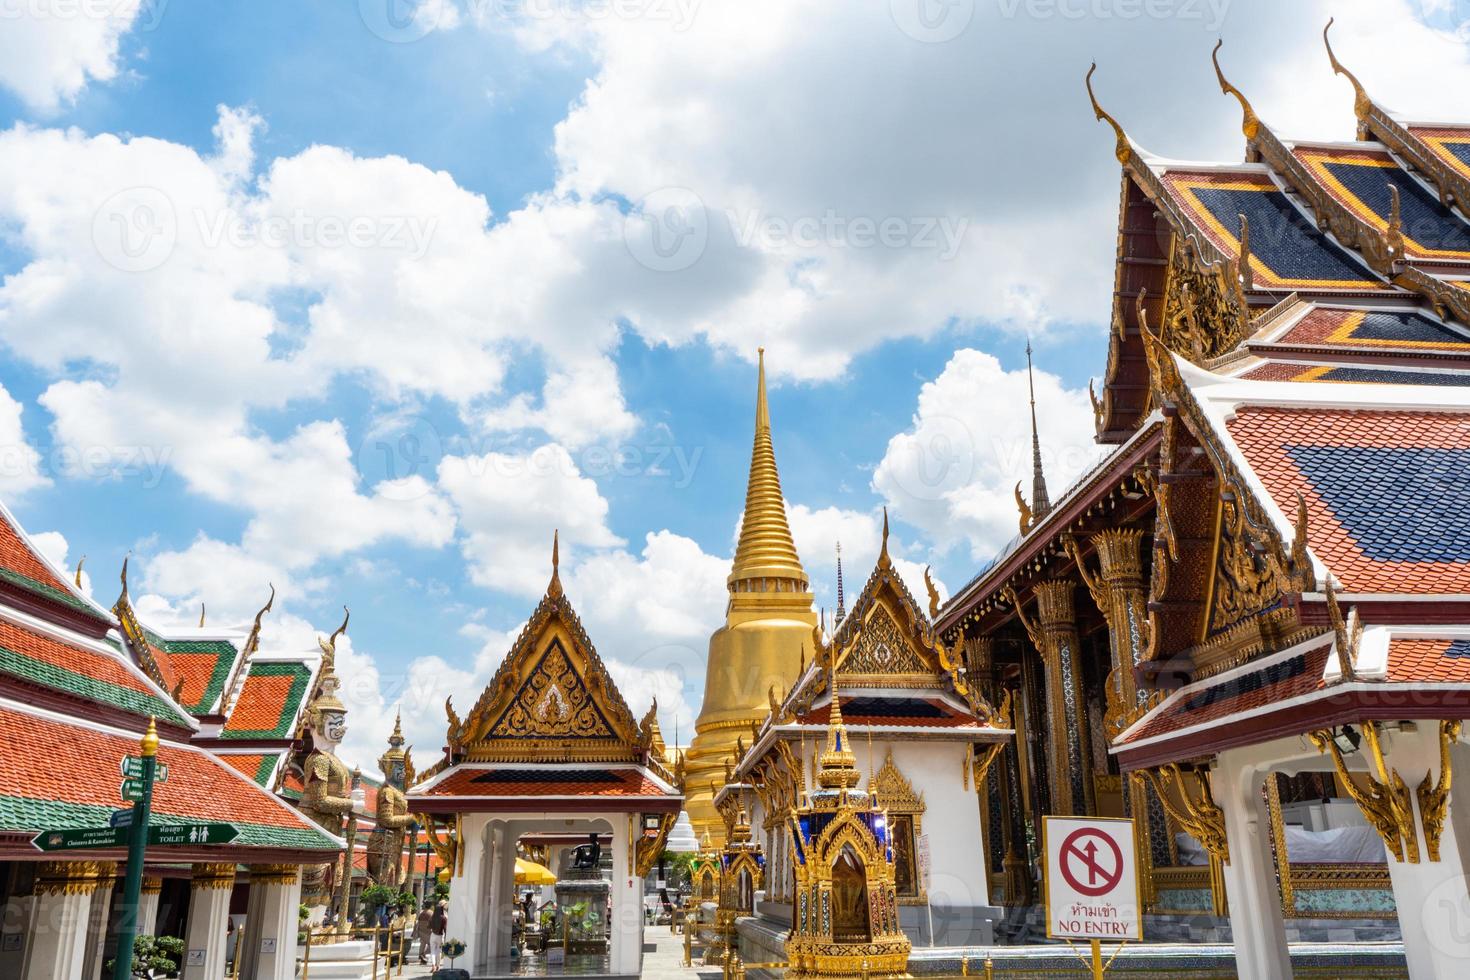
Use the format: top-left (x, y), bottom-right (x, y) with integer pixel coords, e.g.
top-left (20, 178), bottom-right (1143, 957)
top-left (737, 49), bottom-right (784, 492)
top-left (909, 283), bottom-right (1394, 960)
top-left (873, 348), bottom-right (1104, 563)
top-left (788, 504), bottom-right (946, 619)
top-left (0, 0), bottom-right (147, 112)
top-left (438, 442), bottom-right (622, 597)
top-left (0, 383), bottom-right (49, 497)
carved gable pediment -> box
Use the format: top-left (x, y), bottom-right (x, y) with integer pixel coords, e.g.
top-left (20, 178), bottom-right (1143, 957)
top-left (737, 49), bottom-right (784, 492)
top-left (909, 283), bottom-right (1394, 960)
top-left (840, 603), bottom-right (931, 679)
top-left (449, 580), bottom-right (642, 763)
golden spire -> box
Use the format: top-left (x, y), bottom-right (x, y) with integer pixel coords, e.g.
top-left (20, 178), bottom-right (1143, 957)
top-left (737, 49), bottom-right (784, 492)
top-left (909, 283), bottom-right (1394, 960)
top-left (548, 529), bottom-right (563, 599)
top-left (140, 715), bottom-right (159, 758)
top-left (817, 669), bottom-right (859, 792)
top-left (877, 508), bottom-right (892, 570)
top-left (73, 555), bottom-right (85, 589)
top-left (1026, 340), bottom-right (1051, 520)
top-left (1085, 63), bottom-right (1133, 166)
top-left (729, 348), bottom-right (808, 591)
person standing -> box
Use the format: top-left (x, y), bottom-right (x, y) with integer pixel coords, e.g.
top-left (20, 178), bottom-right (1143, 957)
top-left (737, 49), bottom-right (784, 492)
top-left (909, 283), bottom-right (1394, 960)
top-left (415, 902), bottom-right (434, 964)
top-left (430, 900), bottom-right (448, 969)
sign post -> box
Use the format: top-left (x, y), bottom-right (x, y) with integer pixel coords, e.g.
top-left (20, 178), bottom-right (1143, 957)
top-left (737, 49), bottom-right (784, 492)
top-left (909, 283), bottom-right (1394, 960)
top-left (111, 717), bottom-right (159, 980)
top-left (1043, 816), bottom-right (1140, 980)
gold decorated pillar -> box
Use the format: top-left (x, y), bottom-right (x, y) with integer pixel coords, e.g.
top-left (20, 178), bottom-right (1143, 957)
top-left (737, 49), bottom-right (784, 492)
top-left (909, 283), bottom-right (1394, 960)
top-left (181, 863), bottom-right (237, 980)
top-left (1009, 580), bottom-right (1093, 816)
top-left (78, 861), bottom-right (117, 980)
top-left (23, 862), bottom-right (108, 980)
top-left (967, 636), bottom-right (1030, 906)
top-left (1067, 529), bottom-right (1166, 899)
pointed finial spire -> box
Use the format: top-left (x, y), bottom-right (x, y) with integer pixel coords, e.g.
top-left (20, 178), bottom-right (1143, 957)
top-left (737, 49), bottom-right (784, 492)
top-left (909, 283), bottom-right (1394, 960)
top-left (1026, 339), bottom-right (1051, 520)
top-left (877, 508), bottom-right (892, 569)
top-left (140, 715), bottom-right (159, 757)
top-left (834, 541), bottom-right (846, 625)
top-left (1211, 39), bottom-right (1261, 142)
top-left (549, 529), bottom-right (563, 598)
top-left (74, 555), bottom-right (85, 589)
top-left (729, 349), bottom-right (809, 592)
top-left (118, 554), bottom-right (131, 601)
top-left (1085, 63), bottom-right (1133, 166)
top-left (817, 668), bottom-right (859, 792)
top-left (1324, 18), bottom-right (1373, 131)
top-left (198, 603), bottom-right (206, 628)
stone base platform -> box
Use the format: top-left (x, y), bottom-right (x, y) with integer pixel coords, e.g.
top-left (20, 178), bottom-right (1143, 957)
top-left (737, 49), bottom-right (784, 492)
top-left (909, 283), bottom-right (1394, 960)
top-left (297, 939), bottom-right (381, 979)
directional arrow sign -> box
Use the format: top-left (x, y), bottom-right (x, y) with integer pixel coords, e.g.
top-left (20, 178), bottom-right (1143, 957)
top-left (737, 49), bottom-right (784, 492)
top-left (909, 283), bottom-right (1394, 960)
top-left (109, 808), bottom-right (134, 829)
top-left (148, 823), bottom-right (240, 847)
top-left (32, 826), bottom-right (128, 852)
top-left (120, 757), bottom-right (168, 783)
top-left (119, 779), bottom-right (147, 803)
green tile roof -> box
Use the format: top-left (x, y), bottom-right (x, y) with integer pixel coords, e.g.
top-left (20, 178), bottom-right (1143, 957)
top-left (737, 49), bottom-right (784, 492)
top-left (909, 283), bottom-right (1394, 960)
top-left (0, 566), bottom-right (104, 618)
top-left (219, 661), bottom-right (312, 739)
top-left (0, 646), bottom-right (190, 727)
top-left (0, 795), bottom-right (339, 851)
top-left (144, 629), bottom-right (238, 713)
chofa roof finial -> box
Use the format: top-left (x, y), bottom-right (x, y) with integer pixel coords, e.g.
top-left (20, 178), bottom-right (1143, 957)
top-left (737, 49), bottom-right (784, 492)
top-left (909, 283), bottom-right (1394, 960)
top-left (1211, 39), bottom-right (1261, 142)
top-left (1085, 63), bottom-right (1133, 166)
top-left (1323, 18), bottom-right (1372, 129)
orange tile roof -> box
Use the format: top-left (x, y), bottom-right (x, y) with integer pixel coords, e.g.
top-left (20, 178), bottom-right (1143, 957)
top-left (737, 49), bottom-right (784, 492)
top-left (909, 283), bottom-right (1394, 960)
top-left (0, 703), bottom-right (336, 849)
top-left (0, 517), bottom-right (73, 596)
top-left (220, 661), bottom-right (313, 739)
top-left (216, 752), bottom-right (281, 787)
top-left (418, 767), bottom-right (670, 799)
top-left (795, 697), bottom-right (981, 730)
top-left (1226, 406), bottom-right (1470, 594)
top-left (0, 616), bottom-right (186, 724)
top-left (1386, 638), bottom-right (1470, 683)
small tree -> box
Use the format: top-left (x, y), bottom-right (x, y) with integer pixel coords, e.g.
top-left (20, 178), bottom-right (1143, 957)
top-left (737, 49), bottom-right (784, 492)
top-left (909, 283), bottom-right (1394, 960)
top-left (106, 935), bottom-right (185, 978)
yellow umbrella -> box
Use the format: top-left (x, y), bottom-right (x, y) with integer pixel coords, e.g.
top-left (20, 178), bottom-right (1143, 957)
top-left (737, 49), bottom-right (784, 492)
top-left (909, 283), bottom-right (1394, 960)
top-left (515, 858), bottom-right (557, 885)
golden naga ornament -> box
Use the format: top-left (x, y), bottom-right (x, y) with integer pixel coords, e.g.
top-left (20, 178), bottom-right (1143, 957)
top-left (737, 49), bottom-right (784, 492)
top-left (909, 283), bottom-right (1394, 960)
top-left (786, 673), bottom-right (911, 980)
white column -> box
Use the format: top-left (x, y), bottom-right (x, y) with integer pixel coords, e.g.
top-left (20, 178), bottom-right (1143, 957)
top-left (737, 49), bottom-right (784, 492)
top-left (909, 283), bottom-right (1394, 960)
top-left (1375, 726), bottom-right (1470, 979)
top-left (238, 865), bottom-right (303, 980)
top-left (0, 893), bottom-right (35, 978)
top-left (446, 814), bottom-right (487, 972)
top-left (181, 863), bottom-right (236, 980)
top-left (79, 863), bottom-right (117, 980)
top-left (491, 822), bottom-right (519, 963)
top-left (22, 862), bottom-right (105, 980)
top-left (609, 816), bottom-right (643, 976)
top-left (1214, 749), bottom-right (1291, 980)
top-left (136, 877), bottom-right (163, 938)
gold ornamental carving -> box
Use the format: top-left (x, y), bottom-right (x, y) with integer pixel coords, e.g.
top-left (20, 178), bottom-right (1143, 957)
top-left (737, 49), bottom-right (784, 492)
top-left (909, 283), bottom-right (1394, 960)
top-left (248, 865), bottom-right (301, 887)
top-left (34, 861), bottom-right (111, 897)
top-left (190, 862), bottom-right (240, 891)
top-left (1417, 721), bottom-right (1461, 863)
top-left (1135, 766), bottom-right (1228, 865)
top-left (1309, 723), bottom-right (1417, 863)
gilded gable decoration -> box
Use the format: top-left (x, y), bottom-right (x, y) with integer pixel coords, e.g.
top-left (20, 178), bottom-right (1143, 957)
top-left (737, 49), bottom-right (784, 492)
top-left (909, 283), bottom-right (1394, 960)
top-left (445, 534), bottom-right (646, 765)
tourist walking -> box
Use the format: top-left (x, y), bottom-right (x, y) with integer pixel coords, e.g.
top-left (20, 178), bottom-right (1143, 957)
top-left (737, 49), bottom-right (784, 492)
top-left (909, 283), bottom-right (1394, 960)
top-left (429, 900), bottom-right (448, 969)
top-left (415, 902), bottom-right (433, 964)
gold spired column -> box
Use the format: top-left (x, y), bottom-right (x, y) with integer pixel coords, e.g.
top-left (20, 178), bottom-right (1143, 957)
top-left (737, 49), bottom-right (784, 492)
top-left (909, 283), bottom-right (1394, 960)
top-left (1008, 579), bottom-right (1093, 816)
top-left (1069, 528), bottom-right (1164, 899)
top-left (686, 349), bottom-right (817, 841)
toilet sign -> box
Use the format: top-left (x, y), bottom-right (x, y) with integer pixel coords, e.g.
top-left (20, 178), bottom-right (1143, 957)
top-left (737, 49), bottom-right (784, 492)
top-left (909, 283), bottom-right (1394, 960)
top-left (1043, 816), bottom-right (1141, 942)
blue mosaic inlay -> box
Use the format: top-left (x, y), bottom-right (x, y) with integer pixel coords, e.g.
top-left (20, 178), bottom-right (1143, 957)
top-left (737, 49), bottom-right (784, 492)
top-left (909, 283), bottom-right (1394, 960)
top-left (1443, 142), bottom-right (1470, 169)
top-left (1287, 444), bottom-right (1470, 562)
top-left (1445, 640), bottom-right (1470, 658)
top-left (1324, 160), bottom-right (1470, 254)
top-left (1348, 309), bottom-right (1468, 345)
top-left (1182, 654), bottom-right (1308, 712)
top-left (1190, 186), bottom-right (1374, 284)
top-left (1314, 366), bottom-right (1470, 387)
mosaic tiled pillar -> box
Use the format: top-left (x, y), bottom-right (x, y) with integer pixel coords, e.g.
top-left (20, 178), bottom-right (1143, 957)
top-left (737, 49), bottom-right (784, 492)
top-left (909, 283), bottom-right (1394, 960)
top-left (1088, 530), bottom-right (1170, 899)
top-left (968, 636), bottom-right (1030, 907)
top-left (1032, 580), bottom-right (1093, 816)
top-left (78, 861), bottom-right (116, 980)
top-left (181, 863), bottom-right (236, 980)
top-left (23, 861), bottom-right (107, 980)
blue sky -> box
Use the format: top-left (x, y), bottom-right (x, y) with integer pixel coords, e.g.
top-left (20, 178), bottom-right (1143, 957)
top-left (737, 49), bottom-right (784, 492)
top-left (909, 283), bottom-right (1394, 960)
top-left (0, 0), bottom-right (1463, 764)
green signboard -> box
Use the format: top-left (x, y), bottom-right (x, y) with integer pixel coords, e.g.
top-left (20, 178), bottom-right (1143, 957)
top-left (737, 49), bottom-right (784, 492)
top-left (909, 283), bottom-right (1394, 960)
top-left (120, 757), bottom-right (168, 782)
top-left (32, 822), bottom-right (239, 852)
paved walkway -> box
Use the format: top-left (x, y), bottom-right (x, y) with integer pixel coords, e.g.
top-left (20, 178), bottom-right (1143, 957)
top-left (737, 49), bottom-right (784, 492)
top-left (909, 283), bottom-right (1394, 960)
top-left (388, 927), bottom-right (707, 979)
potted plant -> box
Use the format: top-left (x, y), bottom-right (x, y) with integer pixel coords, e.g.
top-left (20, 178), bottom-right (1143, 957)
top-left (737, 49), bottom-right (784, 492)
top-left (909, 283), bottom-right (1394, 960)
top-left (360, 883), bottom-right (396, 918)
top-left (106, 935), bottom-right (185, 978)
top-left (435, 937), bottom-right (468, 979)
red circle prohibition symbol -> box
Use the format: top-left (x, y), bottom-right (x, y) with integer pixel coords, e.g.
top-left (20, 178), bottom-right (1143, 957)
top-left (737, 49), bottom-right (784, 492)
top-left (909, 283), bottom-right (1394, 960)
top-left (1058, 828), bottom-right (1124, 897)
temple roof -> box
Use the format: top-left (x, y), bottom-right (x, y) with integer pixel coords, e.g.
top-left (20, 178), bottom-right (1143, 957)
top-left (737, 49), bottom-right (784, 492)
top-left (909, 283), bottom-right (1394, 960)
top-left (1114, 626), bottom-right (1470, 770)
top-left (217, 657), bottom-right (317, 741)
top-left (0, 501), bottom-right (113, 627)
top-left (0, 701), bottom-right (339, 859)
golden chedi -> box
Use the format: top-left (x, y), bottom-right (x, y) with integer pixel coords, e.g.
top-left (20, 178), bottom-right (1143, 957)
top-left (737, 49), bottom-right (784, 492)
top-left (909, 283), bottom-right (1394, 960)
top-left (685, 349), bottom-right (817, 841)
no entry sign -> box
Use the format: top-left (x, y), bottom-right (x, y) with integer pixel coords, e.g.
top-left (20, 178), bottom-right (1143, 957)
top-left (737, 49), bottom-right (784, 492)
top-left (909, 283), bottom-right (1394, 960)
top-left (1043, 816), bottom-right (1141, 942)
